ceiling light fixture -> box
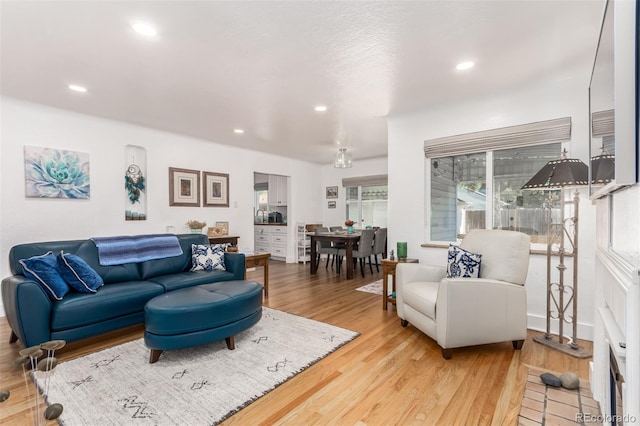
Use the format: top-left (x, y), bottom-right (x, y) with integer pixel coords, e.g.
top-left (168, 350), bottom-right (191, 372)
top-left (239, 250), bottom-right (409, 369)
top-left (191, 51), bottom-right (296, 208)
top-left (68, 84), bottom-right (88, 93)
top-left (132, 21), bottom-right (158, 37)
top-left (233, 129), bottom-right (244, 134)
top-left (334, 148), bottom-right (352, 168)
top-left (314, 105), bottom-right (327, 112)
top-left (456, 61), bottom-right (475, 71)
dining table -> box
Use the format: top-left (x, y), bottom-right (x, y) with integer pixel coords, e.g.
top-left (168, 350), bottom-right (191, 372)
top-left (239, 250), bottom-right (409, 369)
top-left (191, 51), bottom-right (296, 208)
top-left (308, 231), bottom-right (361, 279)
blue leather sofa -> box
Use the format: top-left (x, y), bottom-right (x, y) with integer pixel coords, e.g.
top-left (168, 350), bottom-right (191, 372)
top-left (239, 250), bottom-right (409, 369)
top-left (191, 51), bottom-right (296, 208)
top-left (2, 234), bottom-right (246, 348)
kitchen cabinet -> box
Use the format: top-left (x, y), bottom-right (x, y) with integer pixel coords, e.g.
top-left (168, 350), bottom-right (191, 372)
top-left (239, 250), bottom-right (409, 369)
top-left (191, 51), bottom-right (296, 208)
top-left (268, 175), bottom-right (288, 206)
top-left (254, 225), bottom-right (288, 260)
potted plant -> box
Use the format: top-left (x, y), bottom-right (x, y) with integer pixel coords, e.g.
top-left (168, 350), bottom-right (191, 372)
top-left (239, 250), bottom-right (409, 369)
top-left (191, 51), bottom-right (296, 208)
top-left (186, 220), bottom-right (207, 234)
top-left (344, 219), bottom-right (355, 233)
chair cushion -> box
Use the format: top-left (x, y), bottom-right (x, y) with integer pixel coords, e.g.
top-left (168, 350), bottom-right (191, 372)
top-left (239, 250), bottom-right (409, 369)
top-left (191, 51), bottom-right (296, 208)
top-left (446, 245), bottom-right (482, 278)
top-left (19, 252), bottom-right (70, 301)
top-left (57, 251), bottom-right (104, 293)
top-left (51, 280), bottom-right (164, 330)
top-left (402, 281), bottom-right (439, 320)
top-left (147, 270), bottom-right (236, 292)
top-left (190, 244), bottom-right (226, 271)
top-left (459, 229), bottom-right (531, 284)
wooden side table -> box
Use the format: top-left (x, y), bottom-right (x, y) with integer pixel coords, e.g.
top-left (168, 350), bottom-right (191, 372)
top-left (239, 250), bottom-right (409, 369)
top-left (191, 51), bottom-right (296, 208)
top-left (244, 253), bottom-right (270, 296)
top-left (381, 258), bottom-right (419, 310)
top-left (209, 235), bottom-right (239, 246)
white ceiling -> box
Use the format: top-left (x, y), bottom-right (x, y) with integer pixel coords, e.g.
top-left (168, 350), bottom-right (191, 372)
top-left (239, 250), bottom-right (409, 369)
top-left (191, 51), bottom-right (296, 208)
top-left (1, 1), bottom-right (604, 165)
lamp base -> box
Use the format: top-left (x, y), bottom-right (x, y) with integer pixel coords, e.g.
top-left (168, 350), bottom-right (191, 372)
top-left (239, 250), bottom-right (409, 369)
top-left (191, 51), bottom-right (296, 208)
top-left (533, 335), bottom-right (591, 359)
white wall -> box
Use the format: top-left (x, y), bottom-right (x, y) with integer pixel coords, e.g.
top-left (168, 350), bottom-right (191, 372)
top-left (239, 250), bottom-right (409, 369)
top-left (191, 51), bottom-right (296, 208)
top-left (387, 78), bottom-right (596, 339)
top-left (0, 97), bottom-right (323, 315)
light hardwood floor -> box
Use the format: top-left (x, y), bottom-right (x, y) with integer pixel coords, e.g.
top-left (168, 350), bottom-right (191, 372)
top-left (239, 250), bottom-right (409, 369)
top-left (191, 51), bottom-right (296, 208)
top-left (0, 260), bottom-right (592, 425)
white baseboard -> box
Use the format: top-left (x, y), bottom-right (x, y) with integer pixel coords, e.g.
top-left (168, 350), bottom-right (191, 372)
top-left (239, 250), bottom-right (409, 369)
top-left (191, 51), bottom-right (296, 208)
top-left (527, 313), bottom-right (594, 341)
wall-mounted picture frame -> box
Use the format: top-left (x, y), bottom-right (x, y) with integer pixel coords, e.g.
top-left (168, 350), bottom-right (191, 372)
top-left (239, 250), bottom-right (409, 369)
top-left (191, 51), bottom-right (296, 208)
top-left (326, 186), bottom-right (338, 199)
top-left (24, 146), bottom-right (91, 199)
top-left (215, 221), bottom-right (229, 235)
top-left (169, 167), bottom-right (200, 206)
top-left (328, 201), bottom-right (336, 209)
top-left (203, 171), bottom-right (230, 207)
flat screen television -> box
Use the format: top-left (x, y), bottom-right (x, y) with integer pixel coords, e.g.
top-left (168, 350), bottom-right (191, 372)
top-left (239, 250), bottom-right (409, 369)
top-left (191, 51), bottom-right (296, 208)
top-left (588, 0), bottom-right (639, 198)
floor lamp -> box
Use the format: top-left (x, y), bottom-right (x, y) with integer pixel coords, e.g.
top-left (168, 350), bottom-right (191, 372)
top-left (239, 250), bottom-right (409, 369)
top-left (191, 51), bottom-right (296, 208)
top-left (521, 149), bottom-right (591, 358)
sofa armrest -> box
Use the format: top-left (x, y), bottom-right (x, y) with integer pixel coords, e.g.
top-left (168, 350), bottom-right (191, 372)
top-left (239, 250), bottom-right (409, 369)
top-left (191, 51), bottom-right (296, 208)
top-left (224, 252), bottom-right (246, 280)
top-left (435, 278), bottom-right (527, 349)
top-left (396, 264), bottom-right (446, 319)
top-left (1, 275), bottom-right (53, 347)
top-left (397, 264), bottom-right (447, 287)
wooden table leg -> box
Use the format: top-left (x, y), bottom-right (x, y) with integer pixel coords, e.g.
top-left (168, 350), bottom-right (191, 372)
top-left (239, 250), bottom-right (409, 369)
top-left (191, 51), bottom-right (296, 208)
top-left (346, 239), bottom-right (354, 280)
top-left (310, 236), bottom-right (318, 274)
top-left (263, 260), bottom-right (269, 297)
top-left (382, 270), bottom-right (389, 310)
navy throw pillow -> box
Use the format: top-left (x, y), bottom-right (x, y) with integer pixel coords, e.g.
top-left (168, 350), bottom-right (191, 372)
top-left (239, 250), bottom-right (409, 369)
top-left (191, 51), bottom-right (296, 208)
top-left (19, 252), bottom-right (70, 301)
top-left (446, 244), bottom-right (482, 278)
top-left (57, 251), bottom-right (104, 293)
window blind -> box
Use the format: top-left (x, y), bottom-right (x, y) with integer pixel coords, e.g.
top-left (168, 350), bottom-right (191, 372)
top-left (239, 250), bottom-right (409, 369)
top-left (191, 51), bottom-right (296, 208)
top-left (591, 109), bottom-right (614, 137)
top-left (424, 117), bottom-right (571, 158)
top-left (341, 174), bottom-right (388, 187)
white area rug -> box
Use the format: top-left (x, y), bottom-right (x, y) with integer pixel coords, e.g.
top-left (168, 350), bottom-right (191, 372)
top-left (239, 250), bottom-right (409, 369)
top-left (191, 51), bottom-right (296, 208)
top-left (33, 308), bottom-right (358, 425)
top-left (355, 279), bottom-right (391, 296)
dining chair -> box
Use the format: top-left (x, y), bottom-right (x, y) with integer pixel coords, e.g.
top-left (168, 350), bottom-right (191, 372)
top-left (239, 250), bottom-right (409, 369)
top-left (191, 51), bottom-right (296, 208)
top-left (336, 229), bottom-right (375, 278)
top-left (315, 227), bottom-right (336, 269)
top-left (328, 226), bottom-right (346, 268)
top-left (371, 228), bottom-right (387, 272)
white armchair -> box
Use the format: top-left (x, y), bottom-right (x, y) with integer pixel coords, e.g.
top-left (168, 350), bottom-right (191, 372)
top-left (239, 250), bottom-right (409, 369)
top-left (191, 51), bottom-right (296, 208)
top-left (396, 229), bottom-right (531, 359)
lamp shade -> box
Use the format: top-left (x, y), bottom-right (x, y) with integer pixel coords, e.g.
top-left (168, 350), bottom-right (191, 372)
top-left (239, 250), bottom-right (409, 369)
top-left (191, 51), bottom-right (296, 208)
top-left (334, 148), bottom-right (352, 168)
top-left (521, 150), bottom-right (588, 189)
top-left (590, 153), bottom-right (614, 184)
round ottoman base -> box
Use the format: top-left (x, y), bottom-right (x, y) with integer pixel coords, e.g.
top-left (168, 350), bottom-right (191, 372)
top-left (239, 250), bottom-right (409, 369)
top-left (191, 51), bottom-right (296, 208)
top-left (144, 280), bottom-right (263, 363)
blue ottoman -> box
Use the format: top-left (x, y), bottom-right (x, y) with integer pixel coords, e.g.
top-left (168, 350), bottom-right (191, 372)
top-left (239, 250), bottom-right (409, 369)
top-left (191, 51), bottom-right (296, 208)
top-left (144, 280), bottom-right (263, 363)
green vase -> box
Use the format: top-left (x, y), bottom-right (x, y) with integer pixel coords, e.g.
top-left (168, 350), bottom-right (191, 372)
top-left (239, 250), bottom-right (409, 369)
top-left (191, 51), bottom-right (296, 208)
top-left (347, 226), bottom-right (354, 233)
top-left (397, 242), bottom-right (407, 258)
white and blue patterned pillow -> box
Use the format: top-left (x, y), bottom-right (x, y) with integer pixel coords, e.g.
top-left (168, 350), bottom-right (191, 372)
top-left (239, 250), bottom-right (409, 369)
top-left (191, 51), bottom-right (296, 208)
top-left (190, 244), bottom-right (226, 272)
top-left (446, 244), bottom-right (482, 278)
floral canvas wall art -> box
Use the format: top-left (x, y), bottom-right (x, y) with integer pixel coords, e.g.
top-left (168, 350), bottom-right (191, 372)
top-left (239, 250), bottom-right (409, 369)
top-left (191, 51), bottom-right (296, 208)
top-left (24, 146), bottom-right (90, 199)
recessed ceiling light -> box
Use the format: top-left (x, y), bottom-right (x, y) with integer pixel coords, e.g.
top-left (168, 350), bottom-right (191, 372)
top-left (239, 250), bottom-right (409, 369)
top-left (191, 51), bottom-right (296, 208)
top-left (234, 129), bottom-right (244, 134)
top-left (314, 105), bottom-right (327, 112)
top-left (456, 61), bottom-right (475, 71)
top-left (68, 84), bottom-right (88, 93)
top-left (132, 21), bottom-right (158, 37)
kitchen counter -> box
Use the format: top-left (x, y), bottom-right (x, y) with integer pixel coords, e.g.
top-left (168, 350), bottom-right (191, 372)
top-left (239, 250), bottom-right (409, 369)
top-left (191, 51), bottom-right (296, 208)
top-left (254, 223), bottom-right (287, 226)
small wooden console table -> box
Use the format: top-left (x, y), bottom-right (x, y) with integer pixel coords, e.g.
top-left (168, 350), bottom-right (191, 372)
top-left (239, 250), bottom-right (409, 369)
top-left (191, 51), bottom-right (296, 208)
top-left (208, 235), bottom-right (239, 246)
top-left (244, 253), bottom-right (270, 297)
top-left (381, 258), bottom-right (419, 310)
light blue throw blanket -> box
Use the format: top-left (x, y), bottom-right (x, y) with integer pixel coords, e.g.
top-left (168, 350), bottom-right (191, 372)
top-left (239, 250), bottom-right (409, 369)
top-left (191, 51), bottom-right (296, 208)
top-left (91, 234), bottom-right (183, 266)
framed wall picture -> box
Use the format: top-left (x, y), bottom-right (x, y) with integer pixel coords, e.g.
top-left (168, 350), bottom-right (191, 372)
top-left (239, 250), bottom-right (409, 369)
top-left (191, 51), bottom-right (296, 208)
top-left (215, 221), bottom-right (229, 235)
top-left (203, 171), bottom-right (230, 207)
top-left (24, 146), bottom-right (91, 199)
top-left (326, 186), bottom-right (338, 199)
top-left (169, 167), bottom-right (200, 206)
top-left (328, 201), bottom-right (336, 209)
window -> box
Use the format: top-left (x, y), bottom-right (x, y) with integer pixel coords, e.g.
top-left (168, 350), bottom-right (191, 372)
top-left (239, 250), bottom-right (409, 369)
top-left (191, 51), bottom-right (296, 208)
top-left (429, 143), bottom-right (562, 242)
top-left (345, 184), bottom-right (388, 228)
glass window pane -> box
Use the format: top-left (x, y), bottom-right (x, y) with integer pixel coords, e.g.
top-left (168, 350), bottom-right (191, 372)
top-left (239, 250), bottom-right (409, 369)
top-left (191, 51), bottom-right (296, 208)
top-left (362, 185), bottom-right (388, 228)
top-left (430, 153), bottom-right (486, 241)
top-left (345, 184), bottom-right (388, 228)
top-left (493, 144), bottom-right (561, 243)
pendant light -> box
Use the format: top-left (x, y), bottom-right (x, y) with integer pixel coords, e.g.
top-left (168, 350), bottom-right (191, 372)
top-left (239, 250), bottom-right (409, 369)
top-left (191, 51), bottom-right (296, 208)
top-left (334, 148), bottom-right (352, 168)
